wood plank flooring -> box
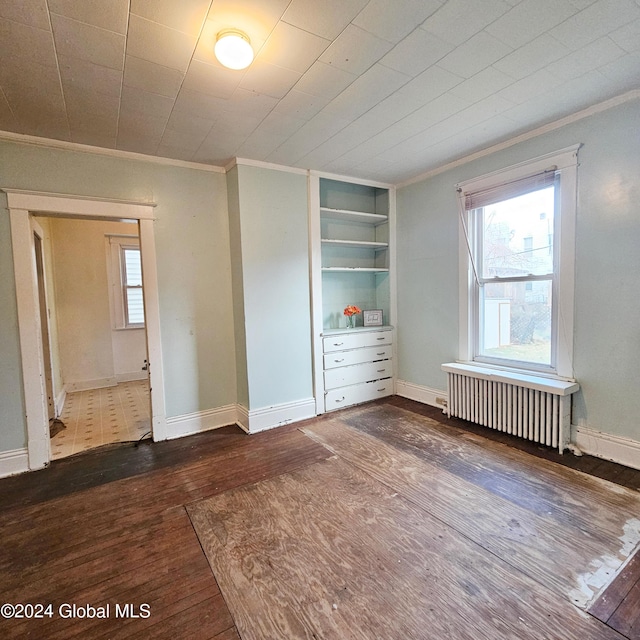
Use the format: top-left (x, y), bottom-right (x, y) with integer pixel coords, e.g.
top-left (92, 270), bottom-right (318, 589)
top-left (0, 399), bottom-right (639, 639)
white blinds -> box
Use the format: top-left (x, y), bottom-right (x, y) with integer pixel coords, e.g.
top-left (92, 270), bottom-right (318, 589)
top-left (462, 169), bottom-right (556, 211)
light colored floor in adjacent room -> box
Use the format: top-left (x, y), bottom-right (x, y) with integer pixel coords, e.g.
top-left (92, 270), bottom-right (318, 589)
top-left (50, 379), bottom-right (151, 459)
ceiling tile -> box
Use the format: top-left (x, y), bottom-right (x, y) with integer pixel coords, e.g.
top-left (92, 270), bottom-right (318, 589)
top-left (323, 64), bottom-right (411, 122)
top-left (64, 87), bottom-right (119, 135)
top-left (449, 66), bottom-right (515, 103)
top-left (130, 0), bottom-right (210, 36)
top-left (494, 34), bottom-right (570, 80)
top-left (48, 0), bottom-right (129, 34)
top-left (126, 14), bottom-right (197, 72)
top-left (380, 28), bottom-right (453, 77)
top-left (353, 0), bottom-right (443, 43)
top-left (486, 0), bottom-right (579, 48)
top-left (223, 88), bottom-right (279, 117)
top-left (117, 132), bottom-right (163, 155)
top-left (259, 21), bottom-right (330, 73)
top-left (293, 61), bottom-right (356, 99)
top-left (0, 0), bottom-right (49, 30)
top-left (173, 87), bottom-right (226, 117)
top-left (239, 59), bottom-right (301, 99)
top-left (319, 24), bottom-right (394, 76)
top-left (159, 126), bottom-right (206, 152)
top-left (497, 69), bottom-right (563, 104)
top-left (120, 85), bottom-right (175, 119)
top-left (398, 65), bottom-right (464, 105)
top-left (421, 0), bottom-right (513, 46)
top-left (117, 109), bottom-right (168, 140)
top-left (0, 87), bottom-right (19, 130)
top-left (610, 18), bottom-right (640, 53)
top-left (182, 59), bottom-right (239, 99)
top-left (236, 130), bottom-right (285, 160)
top-left (124, 55), bottom-right (185, 99)
top-left (51, 14), bottom-right (125, 70)
top-left (252, 110), bottom-right (306, 137)
top-left (597, 51), bottom-right (640, 87)
top-left (58, 55), bottom-right (122, 98)
top-left (438, 31), bottom-right (512, 79)
top-left (547, 37), bottom-right (625, 81)
top-left (550, 0), bottom-right (640, 50)
top-left (282, 0), bottom-right (369, 40)
top-left (0, 17), bottom-right (56, 67)
top-left (166, 109), bottom-right (216, 137)
top-left (273, 89), bottom-right (331, 120)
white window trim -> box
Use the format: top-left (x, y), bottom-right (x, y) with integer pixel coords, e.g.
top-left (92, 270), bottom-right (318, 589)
top-left (107, 234), bottom-right (144, 330)
top-left (456, 145), bottom-right (580, 381)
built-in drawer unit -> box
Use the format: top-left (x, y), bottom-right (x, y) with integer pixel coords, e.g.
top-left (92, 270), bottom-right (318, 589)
top-left (323, 344), bottom-right (392, 370)
top-left (325, 378), bottom-right (394, 410)
top-left (321, 327), bottom-right (393, 412)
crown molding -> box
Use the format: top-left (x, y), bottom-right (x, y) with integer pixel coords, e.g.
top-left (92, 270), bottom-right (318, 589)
top-left (397, 89), bottom-right (640, 189)
top-left (0, 130), bottom-right (225, 173)
top-left (230, 157), bottom-right (309, 176)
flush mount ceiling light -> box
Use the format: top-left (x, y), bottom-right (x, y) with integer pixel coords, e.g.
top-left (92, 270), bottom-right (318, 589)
top-left (214, 29), bottom-right (254, 70)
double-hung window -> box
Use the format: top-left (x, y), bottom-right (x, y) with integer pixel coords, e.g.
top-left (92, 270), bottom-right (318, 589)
top-left (107, 235), bottom-right (145, 329)
top-left (457, 146), bottom-right (579, 378)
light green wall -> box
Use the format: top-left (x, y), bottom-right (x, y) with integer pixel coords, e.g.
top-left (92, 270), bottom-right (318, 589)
top-left (226, 166), bottom-right (249, 408)
top-left (232, 165), bottom-right (313, 410)
top-left (0, 140), bottom-right (236, 453)
top-left (397, 98), bottom-right (640, 442)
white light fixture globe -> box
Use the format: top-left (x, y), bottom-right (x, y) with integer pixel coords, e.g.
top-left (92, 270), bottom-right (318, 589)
top-left (215, 29), bottom-right (254, 70)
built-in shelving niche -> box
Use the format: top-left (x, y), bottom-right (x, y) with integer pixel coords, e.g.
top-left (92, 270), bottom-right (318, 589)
top-left (319, 179), bottom-right (391, 331)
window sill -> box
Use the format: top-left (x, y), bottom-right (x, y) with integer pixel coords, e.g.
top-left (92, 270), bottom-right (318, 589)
top-left (442, 362), bottom-right (579, 396)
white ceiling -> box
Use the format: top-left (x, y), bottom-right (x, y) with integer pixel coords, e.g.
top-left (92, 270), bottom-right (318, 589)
top-left (1, 0), bottom-right (639, 183)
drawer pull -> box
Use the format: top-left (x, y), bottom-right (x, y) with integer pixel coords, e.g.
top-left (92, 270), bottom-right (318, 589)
top-left (377, 369), bottom-right (386, 373)
top-left (335, 396), bottom-right (345, 403)
top-left (377, 387), bottom-right (387, 392)
top-left (376, 337), bottom-right (385, 341)
top-left (333, 342), bottom-right (344, 346)
top-left (334, 358), bottom-right (345, 363)
top-left (376, 352), bottom-right (386, 355)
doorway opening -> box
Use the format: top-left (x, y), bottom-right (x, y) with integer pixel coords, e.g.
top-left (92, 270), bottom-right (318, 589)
top-left (32, 215), bottom-right (152, 459)
top-left (7, 191), bottom-right (165, 472)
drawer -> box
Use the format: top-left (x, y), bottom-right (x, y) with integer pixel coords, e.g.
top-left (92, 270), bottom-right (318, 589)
top-left (325, 379), bottom-right (393, 411)
top-left (323, 329), bottom-right (392, 353)
top-left (324, 345), bottom-right (392, 369)
top-left (324, 360), bottom-right (393, 390)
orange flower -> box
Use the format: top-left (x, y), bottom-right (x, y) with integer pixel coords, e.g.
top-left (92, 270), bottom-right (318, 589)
top-left (343, 305), bottom-right (361, 316)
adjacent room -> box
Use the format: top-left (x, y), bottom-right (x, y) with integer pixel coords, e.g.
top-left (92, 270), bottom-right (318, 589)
top-left (0, 0), bottom-right (638, 638)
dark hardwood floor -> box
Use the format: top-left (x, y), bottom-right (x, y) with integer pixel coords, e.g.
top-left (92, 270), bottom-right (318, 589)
top-left (0, 398), bottom-right (638, 639)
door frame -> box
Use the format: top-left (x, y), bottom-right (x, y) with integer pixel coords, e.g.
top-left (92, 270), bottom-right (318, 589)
top-left (6, 189), bottom-right (167, 471)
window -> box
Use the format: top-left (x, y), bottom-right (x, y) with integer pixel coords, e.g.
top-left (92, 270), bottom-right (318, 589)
top-left (457, 146), bottom-right (579, 378)
top-left (107, 235), bottom-right (145, 329)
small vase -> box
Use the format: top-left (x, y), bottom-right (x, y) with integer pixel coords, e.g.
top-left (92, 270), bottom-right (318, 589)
top-left (346, 315), bottom-right (355, 329)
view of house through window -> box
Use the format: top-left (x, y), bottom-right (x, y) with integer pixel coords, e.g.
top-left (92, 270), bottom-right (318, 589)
top-left (475, 185), bottom-right (555, 367)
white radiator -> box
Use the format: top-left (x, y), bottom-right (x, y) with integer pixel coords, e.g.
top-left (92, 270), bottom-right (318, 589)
top-left (441, 363), bottom-right (579, 453)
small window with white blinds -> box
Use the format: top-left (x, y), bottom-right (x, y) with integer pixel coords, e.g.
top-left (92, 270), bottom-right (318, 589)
top-left (456, 146), bottom-right (579, 378)
top-left (122, 246), bottom-right (145, 326)
top-left (107, 235), bottom-right (145, 329)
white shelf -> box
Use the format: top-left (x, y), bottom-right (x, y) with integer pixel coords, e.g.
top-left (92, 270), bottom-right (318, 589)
top-left (320, 207), bottom-right (388, 225)
top-left (321, 239), bottom-right (388, 250)
top-left (322, 267), bottom-right (389, 273)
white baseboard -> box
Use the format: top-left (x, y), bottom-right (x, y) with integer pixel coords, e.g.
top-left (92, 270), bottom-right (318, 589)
top-left (238, 398), bottom-right (317, 434)
top-left (65, 377), bottom-right (117, 392)
top-left (0, 448), bottom-right (29, 478)
top-left (396, 380), bottom-right (447, 410)
top-left (165, 404), bottom-right (237, 441)
top-left (573, 425), bottom-right (640, 471)
top-left (116, 371), bottom-right (147, 383)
